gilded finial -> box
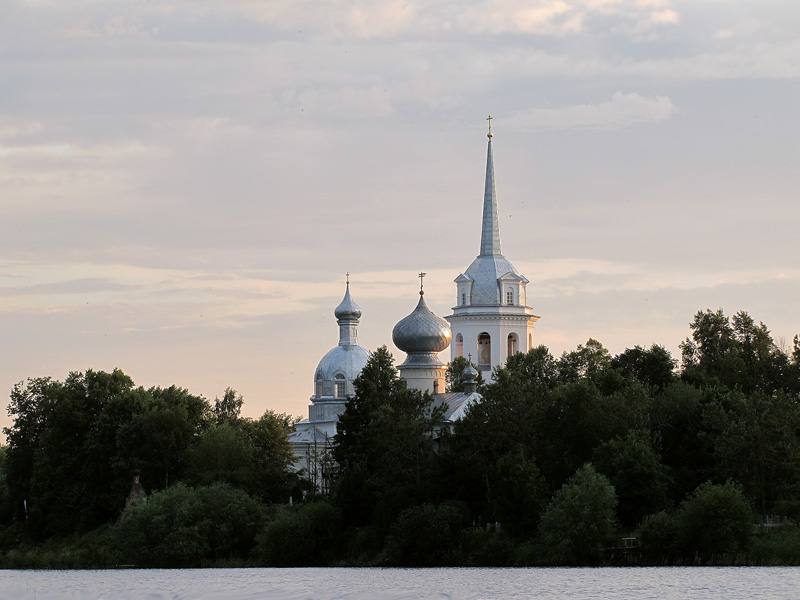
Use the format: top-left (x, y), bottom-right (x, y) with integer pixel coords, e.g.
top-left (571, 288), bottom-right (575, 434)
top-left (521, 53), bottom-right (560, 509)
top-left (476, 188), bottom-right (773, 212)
top-left (418, 272), bottom-right (426, 296)
top-left (346, 272), bottom-right (350, 285)
top-left (486, 114), bottom-right (493, 138)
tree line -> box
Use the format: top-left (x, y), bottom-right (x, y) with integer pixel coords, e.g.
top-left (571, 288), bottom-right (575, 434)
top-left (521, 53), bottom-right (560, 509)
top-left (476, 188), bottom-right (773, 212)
top-left (1, 308), bottom-right (800, 567)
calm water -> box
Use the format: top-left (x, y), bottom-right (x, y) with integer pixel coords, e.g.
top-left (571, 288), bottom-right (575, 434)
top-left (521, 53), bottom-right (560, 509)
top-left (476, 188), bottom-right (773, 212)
top-left (1, 567), bottom-right (799, 600)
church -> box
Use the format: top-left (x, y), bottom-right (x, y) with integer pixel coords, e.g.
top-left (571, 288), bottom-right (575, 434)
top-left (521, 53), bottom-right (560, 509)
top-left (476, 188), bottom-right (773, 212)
top-left (289, 119), bottom-right (539, 484)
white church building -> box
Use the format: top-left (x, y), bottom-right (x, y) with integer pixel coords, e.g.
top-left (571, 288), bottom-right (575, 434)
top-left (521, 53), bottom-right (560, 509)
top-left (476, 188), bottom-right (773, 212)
top-left (289, 119), bottom-right (539, 483)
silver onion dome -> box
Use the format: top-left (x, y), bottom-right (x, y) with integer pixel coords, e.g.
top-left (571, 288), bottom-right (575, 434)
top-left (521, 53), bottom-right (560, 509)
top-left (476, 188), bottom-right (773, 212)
top-left (334, 282), bottom-right (362, 321)
top-left (392, 294), bottom-right (452, 354)
top-left (462, 362), bottom-right (479, 383)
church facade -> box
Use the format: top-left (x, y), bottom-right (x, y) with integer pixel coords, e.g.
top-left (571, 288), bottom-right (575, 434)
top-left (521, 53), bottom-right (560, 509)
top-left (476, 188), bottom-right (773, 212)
top-left (289, 120), bottom-right (538, 479)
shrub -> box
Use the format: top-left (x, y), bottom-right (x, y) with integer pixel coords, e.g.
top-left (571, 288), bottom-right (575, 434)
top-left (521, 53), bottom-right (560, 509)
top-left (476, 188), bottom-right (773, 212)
top-left (385, 502), bottom-right (467, 566)
top-left (673, 480), bottom-right (753, 561)
top-left (536, 463), bottom-right (618, 565)
top-left (112, 482), bottom-right (264, 567)
top-left (254, 500), bottom-right (342, 566)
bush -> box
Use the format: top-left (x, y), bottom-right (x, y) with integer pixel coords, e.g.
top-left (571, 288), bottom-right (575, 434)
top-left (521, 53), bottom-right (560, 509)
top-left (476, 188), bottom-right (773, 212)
top-left (385, 502), bottom-right (467, 566)
top-left (673, 480), bottom-right (753, 561)
top-left (750, 525), bottom-right (800, 565)
top-left (112, 482), bottom-right (264, 567)
top-left (637, 510), bottom-right (678, 562)
top-left (536, 463), bottom-right (618, 565)
top-left (254, 500), bottom-right (343, 566)
top-left (463, 529), bottom-right (517, 566)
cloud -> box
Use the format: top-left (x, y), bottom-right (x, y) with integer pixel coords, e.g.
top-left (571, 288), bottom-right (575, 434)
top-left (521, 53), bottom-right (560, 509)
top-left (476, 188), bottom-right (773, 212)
top-left (507, 92), bottom-right (674, 131)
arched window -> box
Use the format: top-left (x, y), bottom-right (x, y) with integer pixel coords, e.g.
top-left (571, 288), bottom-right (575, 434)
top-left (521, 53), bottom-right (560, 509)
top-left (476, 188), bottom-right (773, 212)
top-left (507, 333), bottom-right (519, 357)
top-left (315, 372), bottom-right (324, 397)
top-left (478, 332), bottom-right (491, 368)
top-left (334, 373), bottom-right (346, 399)
top-left (528, 333), bottom-right (532, 350)
top-left (455, 333), bottom-right (464, 357)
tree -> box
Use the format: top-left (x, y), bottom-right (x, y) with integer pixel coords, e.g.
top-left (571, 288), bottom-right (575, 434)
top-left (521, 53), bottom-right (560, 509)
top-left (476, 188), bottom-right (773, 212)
top-left (681, 309), bottom-right (793, 394)
top-left (592, 430), bottom-right (671, 528)
top-left (113, 482), bottom-right (264, 567)
top-left (385, 502), bottom-right (467, 566)
top-left (185, 423), bottom-right (253, 488)
top-left (239, 410), bottom-right (297, 501)
top-left (116, 385), bottom-right (209, 491)
top-left (558, 338), bottom-right (612, 385)
top-left (333, 346), bottom-right (443, 531)
top-left (703, 390), bottom-right (800, 515)
top-left (445, 355), bottom-right (484, 392)
top-left (213, 388), bottom-right (244, 424)
top-left (611, 344), bottom-right (677, 390)
top-left (3, 370), bottom-right (138, 536)
top-left (537, 464), bottom-right (618, 565)
top-left (254, 500), bottom-right (342, 566)
top-left (673, 481), bottom-right (753, 560)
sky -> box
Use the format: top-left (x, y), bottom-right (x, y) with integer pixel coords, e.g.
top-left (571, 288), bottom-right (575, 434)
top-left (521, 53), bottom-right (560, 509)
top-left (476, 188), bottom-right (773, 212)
top-left (1, 0), bottom-right (799, 435)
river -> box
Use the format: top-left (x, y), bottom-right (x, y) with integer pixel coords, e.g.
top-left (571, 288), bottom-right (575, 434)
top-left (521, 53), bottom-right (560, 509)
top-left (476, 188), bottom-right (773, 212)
top-left (1, 567), bottom-right (799, 600)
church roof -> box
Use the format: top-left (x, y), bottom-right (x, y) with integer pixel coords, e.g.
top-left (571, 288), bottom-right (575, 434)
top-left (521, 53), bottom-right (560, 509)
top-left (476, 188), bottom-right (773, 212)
top-left (433, 391), bottom-right (482, 422)
top-left (456, 120), bottom-right (527, 307)
top-left (480, 137), bottom-right (502, 257)
top-left (392, 293), bottom-right (452, 354)
top-left (334, 280), bottom-right (362, 321)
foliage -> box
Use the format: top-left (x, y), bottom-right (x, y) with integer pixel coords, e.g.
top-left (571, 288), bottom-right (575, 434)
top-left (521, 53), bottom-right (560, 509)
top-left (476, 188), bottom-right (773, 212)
top-left (702, 390), bottom-right (800, 515)
top-left (750, 525), bottom-right (800, 566)
top-left (213, 387), bottom-right (244, 424)
top-left (3, 370), bottom-right (142, 536)
top-left (384, 502), bottom-right (467, 566)
top-left (681, 309), bottom-right (795, 394)
top-left (112, 482), bottom-right (263, 567)
top-left (611, 344), bottom-right (677, 390)
top-left (536, 464), bottom-right (618, 565)
top-left (592, 430), bottom-right (672, 528)
top-left (254, 500), bottom-right (343, 566)
top-left (673, 480), bottom-right (753, 560)
top-left (445, 355), bottom-right (484, 392)
top-left (333, 346), bottom-right (443, 531)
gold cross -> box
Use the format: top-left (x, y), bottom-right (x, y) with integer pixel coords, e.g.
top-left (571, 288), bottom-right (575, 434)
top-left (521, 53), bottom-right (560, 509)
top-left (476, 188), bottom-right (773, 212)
top-left (419, 272), bottom-right (426, 295)
top-left (486, 114), bottom-right (493, 138)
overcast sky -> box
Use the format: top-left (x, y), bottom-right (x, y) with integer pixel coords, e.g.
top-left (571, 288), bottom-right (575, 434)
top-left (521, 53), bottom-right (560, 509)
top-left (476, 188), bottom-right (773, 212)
top-left (1, 0), bottom-right (799, 434)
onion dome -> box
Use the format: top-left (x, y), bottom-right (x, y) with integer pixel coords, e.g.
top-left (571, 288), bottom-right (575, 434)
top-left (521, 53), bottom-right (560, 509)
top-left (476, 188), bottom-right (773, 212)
top-left (334, 281), bottom-right (362, 321)
top-left (393, 293), bottom-right (452, 354)
top-left (462, 362), bottom-right (479, 383)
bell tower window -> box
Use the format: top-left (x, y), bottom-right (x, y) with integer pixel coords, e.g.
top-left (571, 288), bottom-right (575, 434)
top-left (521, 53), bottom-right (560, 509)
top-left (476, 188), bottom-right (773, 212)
top-left (507, 333), bottom-right (519, 356)
top-left (455, 333), bottom-right (463, 357)
top-left (478, 332), bottom-right (491, 368)
top-left (506, 289), bottom-right (513, 305)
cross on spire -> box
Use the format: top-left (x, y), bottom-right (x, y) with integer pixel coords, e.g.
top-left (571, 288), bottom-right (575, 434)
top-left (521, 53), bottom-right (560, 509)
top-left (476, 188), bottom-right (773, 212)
top-left (419, 272), bottom-right (426, 295)
top-left (346, 272), bottom-right (350, 285)
top-left (486, 114), bottom-right (493, 138)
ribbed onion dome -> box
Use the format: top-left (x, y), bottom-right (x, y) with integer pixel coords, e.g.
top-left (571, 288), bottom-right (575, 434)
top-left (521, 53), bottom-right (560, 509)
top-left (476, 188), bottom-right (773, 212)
top-left (392, 294), bottom-right (452, 354)
top-left (462, 362), bottom-right (479, 383)
top-left (334, 283), bottom-right (362, 321)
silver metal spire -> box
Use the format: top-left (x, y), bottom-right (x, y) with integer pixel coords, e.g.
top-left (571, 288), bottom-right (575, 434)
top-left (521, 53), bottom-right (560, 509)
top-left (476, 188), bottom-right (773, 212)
top-left (480, 116), bottom-right (502, 257)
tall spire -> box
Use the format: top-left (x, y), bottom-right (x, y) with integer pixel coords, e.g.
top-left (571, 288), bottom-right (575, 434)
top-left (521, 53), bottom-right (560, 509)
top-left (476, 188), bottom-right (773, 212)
top-left (480, 115), bottom-right (502, 257)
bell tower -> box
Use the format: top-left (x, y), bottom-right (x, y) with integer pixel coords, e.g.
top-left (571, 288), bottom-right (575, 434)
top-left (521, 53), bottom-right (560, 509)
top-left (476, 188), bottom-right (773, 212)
top-left (445, 117), bottom-right (539, 380)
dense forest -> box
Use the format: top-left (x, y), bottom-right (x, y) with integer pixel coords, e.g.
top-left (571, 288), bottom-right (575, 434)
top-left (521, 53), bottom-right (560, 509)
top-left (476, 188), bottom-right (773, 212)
top-left (2, 308), bottom-right (800, 568)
